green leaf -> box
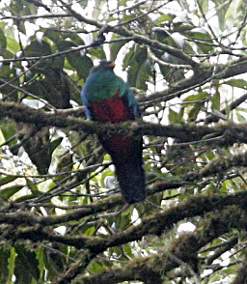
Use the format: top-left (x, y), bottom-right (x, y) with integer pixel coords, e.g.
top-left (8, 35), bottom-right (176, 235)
top-left (57, 40), bottom-right (93, 79)
top-left (84, 226), bottom-right (97, 236)
top-left (49, 137), bottom-right (63, 154)
top-left (88, 46), bottom-right (106, 60)
top-left (65, 33), bottom-right (85, 45)
top-left (36, 247), bottom-right (45, 282)
top-left (57, 39), bottom-right (74, 51)
top-left (123, 244), bottom-right (133, 257)
top-left (124, 45), bottom-right (151, 90)
top-left (0, 247), bottom-right (10, 284)
top-left (67, 53), bottom-right (93, 80)
top-left (183, 92), bottom-right (209, 103)
top-left (236, 111), bottom-right (247, 122)
top-left (168, 108), bottom-right (183, 123)
top-left (88, 261), bottom-right (105, 273)
top-left (7, 247), bottom-right (17, 284)
top-left (156, 14), bottom-right (175, 25)
top-left (0, 120), bottom-right (17, 146)
top-left (186, 28), bottom-right (213, 53)
top-left (13, 193), bottom-right (35, 203)
top-left (0, 64), bottom-right (11, 78)
top-left (212, 0), bottom-right (232, 30)
top-left (7, 36), bottom-right (19, 53)
top-left (136, 60), bottom-right (150, 90)
top-left (108, 207), bottom-right (132, 230)
top-left (0, 27), bottom-right (7, 50)
top-left (198, 0), bottom-right (209, 13)
top-left (24, 40), bottom-right (51, 57)
top-left (211, 91), bottom-right (221, 111)
top-left (188, 103), bottom-right (203, 121)
top-left (44, 29), bottom-right (62, 44)
top-left (26, 179), bottom-right (42, 196)
top-left (1, 49), bottom-right (14, 60)
top-left (0, 185), bottom-right (23, 200)
top-left (43, 244), bottom-right (66, 278)
top-left (15, 245), bottom-right (40, 283)
top-left (109, 37), bottom-right (128, 61)
top-left (0, 175), bottom-right (17, 187)
top-left (123, 45), bottom-right (135, 69)
top-left (224, 79), bottom-right (247, 90)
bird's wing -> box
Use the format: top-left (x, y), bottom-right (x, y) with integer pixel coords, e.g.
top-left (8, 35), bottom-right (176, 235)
top-left (80, 87), bottom-right (92, 119)
top-left (126, 88), bottom-right (141, 118)
top-left (116, 76), bottom-right (141, 119)
top-left (121, 86), bottom-right (141, 119)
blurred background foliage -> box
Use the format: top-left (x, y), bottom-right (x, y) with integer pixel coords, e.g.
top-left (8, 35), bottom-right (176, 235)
top-left (0, 0), bottom-right (247, 283)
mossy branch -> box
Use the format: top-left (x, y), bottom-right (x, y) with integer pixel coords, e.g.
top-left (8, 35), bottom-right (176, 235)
top-left (1, 101), bottom-right (247, 146)
top-left (72, 206), bottom-right (247, 284)
top-left (2, 191), bottom-right (247, 251)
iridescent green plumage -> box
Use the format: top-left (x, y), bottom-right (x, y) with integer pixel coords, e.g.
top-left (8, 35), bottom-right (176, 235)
top-left (81, 61), bottom-right (145, 204)
top-left (85, 67), bottom-right (128, 101)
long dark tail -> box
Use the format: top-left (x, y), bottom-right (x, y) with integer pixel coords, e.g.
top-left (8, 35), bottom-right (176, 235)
top-left (114, 159), bottom-right (146, 204)
top-left (99, 135), bottom-right (146, 204)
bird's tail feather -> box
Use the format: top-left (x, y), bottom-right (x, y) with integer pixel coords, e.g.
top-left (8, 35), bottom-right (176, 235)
top-left (115, 161), bottom-right (146, 204)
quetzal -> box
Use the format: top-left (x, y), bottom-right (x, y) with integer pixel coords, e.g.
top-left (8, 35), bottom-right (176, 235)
top-left (81, 60), bottom-right (146, 204)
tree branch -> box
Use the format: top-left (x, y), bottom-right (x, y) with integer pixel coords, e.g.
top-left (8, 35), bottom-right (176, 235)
top-left (2, 191), bottom-right (247, 251)
top-left (1, 101), bottom-right (247, 146)
top-left (141, 58), bottom-right (247, 105)
top-left (58, 0), bottom-right (198, 67)
top-left (73, 206), bottom-right (247, 283)
top-left (232, 259), bottom-right (247, 284)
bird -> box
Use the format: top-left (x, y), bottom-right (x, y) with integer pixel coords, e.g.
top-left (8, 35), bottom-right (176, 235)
top-left (80, 60), bottom-right (146, 204)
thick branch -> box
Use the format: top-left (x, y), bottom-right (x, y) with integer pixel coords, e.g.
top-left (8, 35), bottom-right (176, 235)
top-left (56, 251), bottom-right (96, 284)
top-left (12, 181), bottom-right (182, 225)
top-left (232, 260), bottom-right (247, 284)
top-left (205, 92), bottom-right (247, 123)
top-left (0, 13), bottom-right (71, 21)
top-left (73, 206), bottom-right (247, 284)
top-left (1, 101), bottom-right (247, 145)
top-left (198, 150), bottom-right (247, 177)
top-left (141, 58), bottom-right (247, 105)
top-left (2, 191), bottom-right (247, 252)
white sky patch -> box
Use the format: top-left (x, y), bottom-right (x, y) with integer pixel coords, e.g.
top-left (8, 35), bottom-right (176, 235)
top-left (131, 208), bottom-right (141, 226)
top-left (39, 206), bottom-right (48, 216)
top-left (201, 268), bottom-right (213, 277)
top-left (213, 251), bottom-right (232, 266)
top-left (54, 225), bottom-right (67, 235)
top-left (104, 176), bottom-right (117, 189)
top-left (177, 222), bottom-right (196, 235)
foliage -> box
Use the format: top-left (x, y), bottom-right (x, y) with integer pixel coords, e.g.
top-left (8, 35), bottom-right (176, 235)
top-left (0, 0), bottom-right (247, 283)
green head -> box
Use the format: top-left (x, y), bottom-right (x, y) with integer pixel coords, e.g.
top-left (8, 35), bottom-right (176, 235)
top-left (84, 60), bottom-right (127, 101)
